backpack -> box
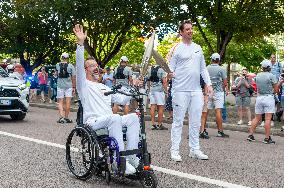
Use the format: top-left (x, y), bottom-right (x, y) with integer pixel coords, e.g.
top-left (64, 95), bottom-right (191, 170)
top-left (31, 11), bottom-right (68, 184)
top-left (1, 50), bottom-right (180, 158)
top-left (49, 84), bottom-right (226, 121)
top-left (58, 63), bottom-right (70, 78)
top-left (149, 66), bottom-right (160, 82)
top-left (114, 66), bottom-right (126, 79)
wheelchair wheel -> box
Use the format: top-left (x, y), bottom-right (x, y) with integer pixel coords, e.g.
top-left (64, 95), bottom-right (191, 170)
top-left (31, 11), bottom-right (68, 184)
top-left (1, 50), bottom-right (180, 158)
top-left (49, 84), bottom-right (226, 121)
top-left (66, 127), bottom-right (95, 180)
top-left (140, 171), bottom-right (158, 188)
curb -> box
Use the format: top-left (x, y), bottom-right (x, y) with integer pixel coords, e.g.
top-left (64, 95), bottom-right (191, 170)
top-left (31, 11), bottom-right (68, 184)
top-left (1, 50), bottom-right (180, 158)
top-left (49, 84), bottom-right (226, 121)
top-left (29, 103), bottom-right (284, 137)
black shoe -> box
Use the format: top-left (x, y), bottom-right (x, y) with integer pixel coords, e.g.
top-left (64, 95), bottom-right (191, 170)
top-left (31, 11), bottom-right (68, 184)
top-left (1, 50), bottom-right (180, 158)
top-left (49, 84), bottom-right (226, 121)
top-left (263, 136), bottom-right (275, 144)
top-left (276, 111), bottom-right (283, 122)
top-left (217, 131), bottom-right (229, 138)
top-left (204, 129), bottom-right (209, 136)
top-left (151, 125), bottom-right (158, 130)
top-left (65, 118), bottom-right (73, 123)
top-left (157, 124), bottom-right (168, 130)
top-left (57, 117), bottom-right (66, 124)
top-left (200, 131), bottom-right (210, 139)
top-left (247, 135), bottom-right (255, 142)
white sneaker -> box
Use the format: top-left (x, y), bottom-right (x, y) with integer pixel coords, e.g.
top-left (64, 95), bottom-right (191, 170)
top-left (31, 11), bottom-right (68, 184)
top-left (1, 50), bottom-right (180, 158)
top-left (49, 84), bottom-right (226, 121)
top-left (128, 156), bottom-right (140, 169)
top-left (237, 120), bottom-right (243, 125)
top-left (260, 121), bottom-right (265, 127)
top-left (189, 150), bottom-right (208, 160)
top-left (125, 160), bottom-right (136, 175)
top-left (248, 121), bottom-right (252, 126)
top-left (171, 151), bottom-right (182, 162)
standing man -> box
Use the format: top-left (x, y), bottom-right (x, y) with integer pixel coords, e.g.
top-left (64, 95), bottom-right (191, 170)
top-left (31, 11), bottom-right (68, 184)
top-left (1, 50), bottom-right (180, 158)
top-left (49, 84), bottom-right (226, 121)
top-left (232, 68), bottom-right (252, 125)
top-left (102, 67), bottom-right (114, 88)
top-left (247, 60), bottom-right (282, 144)
top-left (207, 53), bottom-right (229, 137)
top-left (37, 66), bottom-right (48, 103)
top-left (112, 56), bottom-right (133, 114)
top-left (147, 65), bottom-right (168, 130)
top-left (169, 20), bottom-right (213, 162)
top-left (56, 52), bottom-right (76, 124)
top-left (261, 54), bottom-right (283, 126)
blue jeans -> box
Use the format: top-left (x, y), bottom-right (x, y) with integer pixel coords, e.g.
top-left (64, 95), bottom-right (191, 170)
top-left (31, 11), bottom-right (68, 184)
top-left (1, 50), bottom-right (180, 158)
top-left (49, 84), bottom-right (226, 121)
top-left (222, 93), bottom-right (227, 122)
top-left (50, 88), bottom-right (57, 102)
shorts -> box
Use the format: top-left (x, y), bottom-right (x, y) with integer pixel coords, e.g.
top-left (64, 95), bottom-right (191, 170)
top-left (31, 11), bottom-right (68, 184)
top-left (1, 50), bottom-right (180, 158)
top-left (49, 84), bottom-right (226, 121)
top-left (255, 95), bottom-right (275, 114)
top-left (281, 95), bottom-right (284, 109)
top-left (57, 87), bottom-right (73, 98)
top-left (236, 96), bottom-right (251, 107)
top-left (149, 91), bottom-right (165, 105)
top-left (207, 92), bottom-right (224, 109)
top-left (202, 95), bottom-right (208, 113)
top-left (111, 87), bottom-right (132, 105)
top-left (39, 84), bottom-right (47, 94)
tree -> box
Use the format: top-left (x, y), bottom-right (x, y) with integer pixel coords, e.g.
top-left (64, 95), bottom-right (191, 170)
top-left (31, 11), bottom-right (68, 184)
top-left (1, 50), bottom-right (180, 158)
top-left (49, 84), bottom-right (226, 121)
top-left (58, 0), bottom-right (152, 68)
top-left (149, 0), bottom-right (284, 60)
top-left (0, 0), bottom-right (73, 75)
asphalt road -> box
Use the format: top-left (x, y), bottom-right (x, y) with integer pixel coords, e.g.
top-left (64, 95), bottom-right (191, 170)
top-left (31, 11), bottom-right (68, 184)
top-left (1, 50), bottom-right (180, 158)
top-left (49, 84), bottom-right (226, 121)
top-left (0, 107), bottom-right (284, 188)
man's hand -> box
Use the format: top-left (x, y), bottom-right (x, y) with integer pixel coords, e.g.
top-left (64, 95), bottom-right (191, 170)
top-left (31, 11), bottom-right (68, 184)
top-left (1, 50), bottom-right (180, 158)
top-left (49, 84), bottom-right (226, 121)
top-left (73, 24), bottom-right (87, 46)
top-left (72, 88), bottom-right (76, 96)
top-left (206, 85), bottom-right (213, 96)
top-left (167, 72), bottom-right (175, 79)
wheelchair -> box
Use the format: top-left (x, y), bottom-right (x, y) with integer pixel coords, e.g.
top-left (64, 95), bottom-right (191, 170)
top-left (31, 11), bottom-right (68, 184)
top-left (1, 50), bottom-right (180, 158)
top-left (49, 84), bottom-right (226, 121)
top-left (65, 85), bottom-right (158, 188)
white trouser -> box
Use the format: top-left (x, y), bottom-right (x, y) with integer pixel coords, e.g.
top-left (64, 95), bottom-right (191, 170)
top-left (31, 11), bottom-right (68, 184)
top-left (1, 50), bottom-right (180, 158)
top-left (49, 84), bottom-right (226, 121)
top-left (86, 113), bottom-right (140, 151)
top-left (171, 91), bottom-right (203, 152)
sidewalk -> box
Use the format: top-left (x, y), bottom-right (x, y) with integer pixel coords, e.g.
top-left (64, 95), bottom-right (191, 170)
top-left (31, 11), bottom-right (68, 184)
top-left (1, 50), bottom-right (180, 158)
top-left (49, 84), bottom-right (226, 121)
top-left (30, 101), bottom-right (284, 137)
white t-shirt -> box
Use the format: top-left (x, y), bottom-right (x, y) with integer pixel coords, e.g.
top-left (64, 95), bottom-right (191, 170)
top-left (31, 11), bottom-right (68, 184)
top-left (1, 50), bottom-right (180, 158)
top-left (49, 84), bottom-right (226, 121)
top-left (169, 42), bottom-right (211, 93)
top-left (76, 45), bottom-right (113, 123)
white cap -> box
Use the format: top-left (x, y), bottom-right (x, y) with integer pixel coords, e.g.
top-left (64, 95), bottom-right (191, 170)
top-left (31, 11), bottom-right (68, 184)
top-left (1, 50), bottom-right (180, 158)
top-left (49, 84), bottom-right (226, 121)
top-left (211, 53), bottom-right (220, 61)
top-left (7, 64), bottom-right (14, 70)
top-left (61, 52), bottom-right (69, 59)
top-left (120, 56), bottom-right (128, 62)
top-left (260, 59), bottom-right (272, 68)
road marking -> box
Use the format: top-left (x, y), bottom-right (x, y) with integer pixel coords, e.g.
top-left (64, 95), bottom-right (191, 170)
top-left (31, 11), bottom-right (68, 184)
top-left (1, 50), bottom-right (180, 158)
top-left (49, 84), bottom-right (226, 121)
top-left (0, 130), bottom-right (250, 188)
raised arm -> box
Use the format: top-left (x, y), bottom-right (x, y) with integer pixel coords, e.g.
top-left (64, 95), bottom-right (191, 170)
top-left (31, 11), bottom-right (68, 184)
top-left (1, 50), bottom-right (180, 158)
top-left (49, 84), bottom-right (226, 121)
top-left (73, 24), bottom-right (87, 94)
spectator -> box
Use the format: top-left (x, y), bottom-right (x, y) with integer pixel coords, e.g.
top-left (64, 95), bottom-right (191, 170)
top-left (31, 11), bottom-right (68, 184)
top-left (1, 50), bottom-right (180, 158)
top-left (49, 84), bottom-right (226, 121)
top-left (232, 68), bottom-right (252, 125)
top-left (56, 52), bottom-right (76, 124)
top-left (112, 56), bottom-right (133, 115)
top-left (49, 70), bottom-right (58, 103)
top-left (247, 59), bottom-right (282, 144)
top-left (200, 76), bottom-right (210, 139)
top-left (147, 65), bottom-right (168, 130)
top-left (29, 74), bottom-right (38, 102)
top-left (165, 79), bottom-right (173, 120)
top-left (261, 54), bottom-right (283, 126)
top-left (102, 67), bottom-right (114, 88)
top-left (207, 53), bottom-right (229, 137)
top-left (37, 66), bottom-right (48, 103)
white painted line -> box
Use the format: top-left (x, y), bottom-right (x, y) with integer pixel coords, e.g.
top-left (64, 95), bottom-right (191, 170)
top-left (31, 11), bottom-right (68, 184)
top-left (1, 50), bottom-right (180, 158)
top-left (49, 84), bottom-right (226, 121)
top-left (151, 166), bottom-right (249, 188)
top-left (0, 130), bottom-right (250, 188)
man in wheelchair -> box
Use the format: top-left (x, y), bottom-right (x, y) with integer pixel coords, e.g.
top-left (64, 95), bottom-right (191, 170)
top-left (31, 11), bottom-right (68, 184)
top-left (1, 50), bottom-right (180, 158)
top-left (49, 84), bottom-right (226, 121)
top-left (73, 24), bottom-right (140, 175)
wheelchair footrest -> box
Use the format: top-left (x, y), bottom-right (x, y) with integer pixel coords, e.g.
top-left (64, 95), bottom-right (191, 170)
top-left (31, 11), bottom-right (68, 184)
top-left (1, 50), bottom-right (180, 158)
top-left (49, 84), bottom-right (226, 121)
top-left (119, 149), bottom-right (142, 156)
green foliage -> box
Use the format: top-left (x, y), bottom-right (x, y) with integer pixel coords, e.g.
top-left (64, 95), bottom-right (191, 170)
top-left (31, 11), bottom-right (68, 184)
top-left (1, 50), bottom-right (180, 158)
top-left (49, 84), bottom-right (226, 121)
top-left (0, 0), bottom-right (73, 74)
top-left (106, 28), bottom-right (145, 68)
top-left (226, 37), bottom-right (276, 72)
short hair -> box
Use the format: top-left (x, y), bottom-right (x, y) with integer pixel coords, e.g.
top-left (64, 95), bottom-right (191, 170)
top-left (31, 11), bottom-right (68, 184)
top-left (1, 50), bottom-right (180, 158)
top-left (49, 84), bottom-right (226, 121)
top-left (84, 57), bottom-right (97, 68)
top-left (179, 20), bottom-right (192, 32)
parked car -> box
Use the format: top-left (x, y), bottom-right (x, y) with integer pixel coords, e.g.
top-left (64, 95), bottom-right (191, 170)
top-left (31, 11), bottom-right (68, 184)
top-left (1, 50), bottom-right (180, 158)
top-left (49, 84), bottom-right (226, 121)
top-left (0, 66), bottom-right (29, 120)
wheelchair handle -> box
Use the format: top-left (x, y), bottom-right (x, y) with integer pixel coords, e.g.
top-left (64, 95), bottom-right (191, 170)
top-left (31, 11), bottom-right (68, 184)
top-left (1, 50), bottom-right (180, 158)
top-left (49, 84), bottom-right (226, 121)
top-left (104, 91), bottom-right (115, 96)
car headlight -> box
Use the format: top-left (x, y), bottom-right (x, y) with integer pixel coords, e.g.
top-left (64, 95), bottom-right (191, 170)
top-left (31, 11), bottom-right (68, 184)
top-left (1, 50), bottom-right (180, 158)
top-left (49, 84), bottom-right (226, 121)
top-left (18, 84), bottom-right (27, 90)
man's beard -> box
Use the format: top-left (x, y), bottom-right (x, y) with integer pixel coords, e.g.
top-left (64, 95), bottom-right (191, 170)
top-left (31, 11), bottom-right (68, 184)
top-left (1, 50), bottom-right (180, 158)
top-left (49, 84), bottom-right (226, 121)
top-left (92, 73), bottom-right (100, 81)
